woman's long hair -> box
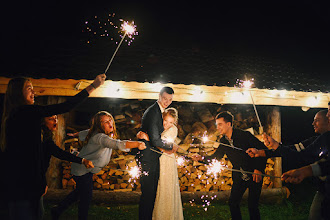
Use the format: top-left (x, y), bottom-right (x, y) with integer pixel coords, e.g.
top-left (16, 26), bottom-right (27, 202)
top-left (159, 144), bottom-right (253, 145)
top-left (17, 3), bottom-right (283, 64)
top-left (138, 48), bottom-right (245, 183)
top-left (84, 111), bottom-right (117, 143)
top-left (0, 77), bottom-right (31, 152)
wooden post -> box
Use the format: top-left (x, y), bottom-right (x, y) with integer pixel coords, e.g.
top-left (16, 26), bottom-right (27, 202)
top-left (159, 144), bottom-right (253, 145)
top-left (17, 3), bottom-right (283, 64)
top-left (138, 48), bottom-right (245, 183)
top-left (264, 106), bottom-right (282, 188)
top-left (46, 96), bottom-right (67, 189)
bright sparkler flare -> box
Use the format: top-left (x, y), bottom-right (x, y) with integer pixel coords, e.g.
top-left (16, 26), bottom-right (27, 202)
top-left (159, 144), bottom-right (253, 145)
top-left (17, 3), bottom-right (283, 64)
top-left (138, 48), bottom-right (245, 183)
top-left (120, 21), bottom-right (137, 40)
top-left (242, 79), bottom-right (254, 89)
top-left (128, 166), bottom-right (141, 179)
top-left (121, 21), bottom-right (136, 35)
top-left (206, 159), bottom-right (226, 178)
top-left (176, 156), bottom-right (186, 166)
top-left (202, 136), bottom-right (209, 143)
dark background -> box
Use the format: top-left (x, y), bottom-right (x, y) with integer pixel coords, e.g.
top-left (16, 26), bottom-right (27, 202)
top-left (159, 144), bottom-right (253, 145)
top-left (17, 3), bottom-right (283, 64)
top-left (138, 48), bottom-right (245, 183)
top-left (1, 0), bottom-right (330, 80)
top-left (0, 0), bottom-right (327, 144)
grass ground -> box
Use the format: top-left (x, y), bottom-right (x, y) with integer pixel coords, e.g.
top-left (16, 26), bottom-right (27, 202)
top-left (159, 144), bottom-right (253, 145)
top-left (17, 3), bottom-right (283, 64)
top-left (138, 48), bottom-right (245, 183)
top-left (41, 180), bottom-right (314, 220)
top-left (41, 199), bottom-right (311, 220)
top-left (0, 180), bottom-right (315, 219)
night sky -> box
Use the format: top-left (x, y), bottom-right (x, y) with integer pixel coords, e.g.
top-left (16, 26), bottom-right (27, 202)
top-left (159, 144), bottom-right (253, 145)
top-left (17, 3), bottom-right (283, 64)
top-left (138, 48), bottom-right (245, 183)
top-left (0, 0), bottom-right (328, 146)
top-left (2, 0), bottom-right (330, 79)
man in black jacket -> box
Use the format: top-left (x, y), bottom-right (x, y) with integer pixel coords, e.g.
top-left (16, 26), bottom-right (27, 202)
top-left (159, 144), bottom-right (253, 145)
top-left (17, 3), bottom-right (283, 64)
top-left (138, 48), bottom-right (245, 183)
top-left (193, 111), bottom-right (267, 220)
top-left (136, 86), bottom-right (178, 220)
top-left (274, 102), bottom-right (330, 219)
top-left (247, 109), bottom-right (329, 220)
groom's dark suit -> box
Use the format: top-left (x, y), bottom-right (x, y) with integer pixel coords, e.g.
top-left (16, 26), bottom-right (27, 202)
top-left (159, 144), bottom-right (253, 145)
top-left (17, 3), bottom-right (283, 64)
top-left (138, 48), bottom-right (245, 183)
top-left (137, 102), bottom-right (173, 220)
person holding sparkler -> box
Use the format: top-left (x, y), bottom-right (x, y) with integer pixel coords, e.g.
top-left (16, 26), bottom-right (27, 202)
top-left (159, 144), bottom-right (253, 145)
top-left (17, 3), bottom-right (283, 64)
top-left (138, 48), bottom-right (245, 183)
top-left (247, 103), bottom-right (330, 219)
top-left (247, 110), bottom-right (329, 220)
top-left (133, 86), bottom-right (179, 220)
top-left (51, 111), bottom-right (146, 220)
top-left (137, 107), bottom-right (184, 220)
top-left (192, 111), bottom-right (268, 220)
top-left (0, 74), bottom-right (105, 220)
top-left (40, 115), bottom-right (94, 218)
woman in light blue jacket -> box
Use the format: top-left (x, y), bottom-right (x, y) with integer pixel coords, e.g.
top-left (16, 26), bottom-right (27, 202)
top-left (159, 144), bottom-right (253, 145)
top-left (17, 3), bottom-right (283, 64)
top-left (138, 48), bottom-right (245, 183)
top-left (52, 111), bottom-right (146, 220)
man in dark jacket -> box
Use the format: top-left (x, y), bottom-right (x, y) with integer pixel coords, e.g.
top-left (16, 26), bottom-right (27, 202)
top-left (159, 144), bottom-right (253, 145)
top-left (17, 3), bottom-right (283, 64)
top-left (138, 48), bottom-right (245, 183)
top-left (247, 109), bottom-right (329, 220)
top-left (193, 111), bottom-right (267, 220)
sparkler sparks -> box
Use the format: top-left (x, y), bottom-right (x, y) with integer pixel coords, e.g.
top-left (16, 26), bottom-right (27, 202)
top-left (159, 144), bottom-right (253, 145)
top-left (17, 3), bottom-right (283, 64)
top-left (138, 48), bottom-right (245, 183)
top-left (82, 13), bottom-right (138, 46)
top-left (236, 78), bottom-right (254, 89)
top-left (202, 136), bottom-right (209, 143)
top-left (206, 159), bottom-right (226, 179)
top-left (128, 166), bottom-right (141, 179)
top-left (176, 156), bottom-right (186, 166)
top-left (201, 194), bottom-right (217, 211)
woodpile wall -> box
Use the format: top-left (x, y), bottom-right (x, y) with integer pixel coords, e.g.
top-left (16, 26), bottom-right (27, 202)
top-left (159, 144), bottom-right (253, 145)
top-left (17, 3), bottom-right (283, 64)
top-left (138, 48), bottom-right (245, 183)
top-left (60, 100), bottom-right (278, 192)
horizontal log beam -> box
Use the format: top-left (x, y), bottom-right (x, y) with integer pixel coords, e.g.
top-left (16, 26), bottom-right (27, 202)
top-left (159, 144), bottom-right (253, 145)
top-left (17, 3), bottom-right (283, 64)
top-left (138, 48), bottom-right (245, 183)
top-left (0, 77), bottom-right (328, 108)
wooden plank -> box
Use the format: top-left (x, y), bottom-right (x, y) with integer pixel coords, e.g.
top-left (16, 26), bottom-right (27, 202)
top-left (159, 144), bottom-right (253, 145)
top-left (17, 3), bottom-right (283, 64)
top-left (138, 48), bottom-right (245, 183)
top-left (0, 77), bottom-right (328, 108)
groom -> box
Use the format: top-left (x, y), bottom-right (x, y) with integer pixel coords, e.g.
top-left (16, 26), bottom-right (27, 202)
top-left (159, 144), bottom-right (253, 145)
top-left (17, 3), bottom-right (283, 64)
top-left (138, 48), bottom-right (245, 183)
top-left (136, 86), bottom-right (178, 220)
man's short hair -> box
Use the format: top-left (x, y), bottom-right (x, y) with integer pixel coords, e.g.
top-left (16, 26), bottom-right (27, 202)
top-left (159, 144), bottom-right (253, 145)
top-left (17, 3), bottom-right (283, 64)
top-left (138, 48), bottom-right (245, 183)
top-left (328, 101), bottom-right (330, 106)
top-left (215, 111), bottom-right (234, 126)
top-left (160, 86), bottom-right (174, 95)
top-left (317, 110), bottom-right (328, 119)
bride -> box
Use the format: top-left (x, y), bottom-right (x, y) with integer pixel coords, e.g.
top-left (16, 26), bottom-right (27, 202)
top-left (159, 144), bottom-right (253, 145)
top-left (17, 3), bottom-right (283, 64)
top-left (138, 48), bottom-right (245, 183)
top-left (138, 107), bottom-right (184, 220)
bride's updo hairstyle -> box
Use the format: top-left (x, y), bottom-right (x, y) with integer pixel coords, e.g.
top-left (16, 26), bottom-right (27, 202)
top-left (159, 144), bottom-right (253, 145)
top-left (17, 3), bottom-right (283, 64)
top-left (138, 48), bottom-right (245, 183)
top-left (163, 108), bottom-right (178, 125)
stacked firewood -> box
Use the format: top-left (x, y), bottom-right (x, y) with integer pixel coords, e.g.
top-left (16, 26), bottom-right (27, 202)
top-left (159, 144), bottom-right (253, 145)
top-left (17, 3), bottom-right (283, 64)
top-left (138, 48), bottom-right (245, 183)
top-left (61, 101), bottom-right (275, 191)
top-left (61, 143), bottom-right (275, 192)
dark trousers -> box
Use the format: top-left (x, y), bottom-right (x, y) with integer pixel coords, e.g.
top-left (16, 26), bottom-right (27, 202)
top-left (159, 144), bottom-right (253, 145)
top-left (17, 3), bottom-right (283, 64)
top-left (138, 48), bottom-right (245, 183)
top-left (55, 172), bottom-right (93, 220)
top-left (229, 174), bottom-right (262, 220)
top-left (139, 160), bottom-right (160, 220)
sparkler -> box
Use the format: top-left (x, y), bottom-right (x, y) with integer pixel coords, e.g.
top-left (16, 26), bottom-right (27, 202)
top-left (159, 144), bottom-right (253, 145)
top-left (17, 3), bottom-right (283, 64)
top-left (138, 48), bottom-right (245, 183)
top-left (198, 136), bottom-right (244, 152)
top-left (128, 165), bottom-right (141, 180)
top-left (239, 76), bottom-right (264, 133)
top-left (103, 20), bottom-right (137, 74)
top-left (176, 156), bottom-right (187, 166)
top-left (206, 159), bottom-right (226, 178)
top-left (196, 159), bottom-right (281, 179)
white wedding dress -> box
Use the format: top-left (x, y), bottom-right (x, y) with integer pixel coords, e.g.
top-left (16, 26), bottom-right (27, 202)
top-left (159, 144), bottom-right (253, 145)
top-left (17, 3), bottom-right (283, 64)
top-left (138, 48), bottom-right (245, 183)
top-left (152, 125), bottom-right (184, 220)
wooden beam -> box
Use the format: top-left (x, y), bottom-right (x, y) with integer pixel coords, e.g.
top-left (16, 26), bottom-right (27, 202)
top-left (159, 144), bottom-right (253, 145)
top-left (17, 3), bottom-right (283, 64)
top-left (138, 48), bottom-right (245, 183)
top-left (265, 106), bottom-right (282, 188)
top-left (0, 77), bottom-right (328, 108)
